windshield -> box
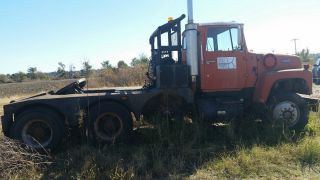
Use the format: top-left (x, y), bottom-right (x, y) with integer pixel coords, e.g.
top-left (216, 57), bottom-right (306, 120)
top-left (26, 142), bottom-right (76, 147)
top-left (206, 27), bottom-right (241, 52)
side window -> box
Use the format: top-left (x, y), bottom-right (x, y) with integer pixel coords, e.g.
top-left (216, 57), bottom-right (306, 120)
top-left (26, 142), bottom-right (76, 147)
top-left (171, 32), bottom-right (178, 46)
top-left (217, 30), bottom-right (232, 51)
top-left (206, 27), bottom-right (240, 52)
top-left (230, 28), bottom-right (239, 50)
top-left (206, 37), bottom-right (215, 51)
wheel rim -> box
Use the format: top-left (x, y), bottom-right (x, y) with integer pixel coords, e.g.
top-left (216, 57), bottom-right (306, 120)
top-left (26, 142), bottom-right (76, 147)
top-left (21, 119), bottom-right (53, 149)
top-left (94, 113), bottom-right (123, 141)
top-left (272, 100), bottom-right (300, 127)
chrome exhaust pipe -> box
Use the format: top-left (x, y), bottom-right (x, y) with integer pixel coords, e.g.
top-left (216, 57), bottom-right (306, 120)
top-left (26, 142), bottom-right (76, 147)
top-left (186, 0), bottom-right (199, 78)
top-left (187, 0), bottom-right (194, 23)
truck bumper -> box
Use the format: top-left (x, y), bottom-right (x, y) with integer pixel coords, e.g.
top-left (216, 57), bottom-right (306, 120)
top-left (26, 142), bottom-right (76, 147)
top-left (300, 95), bottom-right (319, 112)
top-left (1, 115), bottom-right (12, 137)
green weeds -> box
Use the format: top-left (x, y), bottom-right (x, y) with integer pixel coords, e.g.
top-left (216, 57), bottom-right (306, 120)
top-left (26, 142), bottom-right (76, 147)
top-left (0, 104), bottom-right (319, 179)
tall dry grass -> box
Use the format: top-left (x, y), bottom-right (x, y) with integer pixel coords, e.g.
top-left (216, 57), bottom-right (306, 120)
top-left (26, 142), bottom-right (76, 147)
top-left (0, 96), bottom-right (52, 179)
top-left (0, 107), bottom-right (319, 179)
top-left (32, 113), bottom-right (319, 179)
top-left (87, 65), bottom-right (147, 88)
top-left (0, 138), bottom-right (52, 179)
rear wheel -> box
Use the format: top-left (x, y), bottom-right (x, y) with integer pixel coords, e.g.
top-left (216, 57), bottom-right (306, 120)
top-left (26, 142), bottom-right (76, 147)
top-left (10, 108), bottom-right (64, 151)
top-left (89, 102), bottom-right (133, 144)
top-left (267, 92), bottom-right (308, 131)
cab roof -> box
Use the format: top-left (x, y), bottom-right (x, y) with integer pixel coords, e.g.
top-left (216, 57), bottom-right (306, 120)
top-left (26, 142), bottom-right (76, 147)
top-left (198, 22), bottom-right (243, 27)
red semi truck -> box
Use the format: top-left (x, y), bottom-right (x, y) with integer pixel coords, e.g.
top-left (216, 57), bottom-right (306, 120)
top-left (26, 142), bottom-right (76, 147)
top-left (1, 1), bottom-right (318, 150)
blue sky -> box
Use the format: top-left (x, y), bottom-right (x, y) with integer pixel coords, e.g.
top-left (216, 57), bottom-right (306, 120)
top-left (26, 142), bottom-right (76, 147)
top-left (0, 0), bottom-right (319, 74)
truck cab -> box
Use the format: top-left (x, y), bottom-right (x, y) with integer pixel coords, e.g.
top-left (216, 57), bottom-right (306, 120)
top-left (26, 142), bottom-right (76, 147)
top-left (313, 58), bottom-right (320, 85)
top-left (181, 22), bottom-right (312, 100)
top-left (147, 14), bottom-right (313, 126)
top-left (194, 23), bottom-right (248, 92)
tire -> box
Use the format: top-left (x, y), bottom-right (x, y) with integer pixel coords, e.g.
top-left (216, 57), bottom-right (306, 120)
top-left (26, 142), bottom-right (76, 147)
top-left (89, 102), bottom-right (133, 144)
top-left (267, 92), bottom-right (308, 131)
top-left (10, 108), bottom-right (65, 151)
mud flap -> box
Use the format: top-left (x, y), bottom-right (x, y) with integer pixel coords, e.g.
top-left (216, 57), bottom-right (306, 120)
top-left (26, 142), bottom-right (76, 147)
top-left (1, 115), bottom-right (12, 137)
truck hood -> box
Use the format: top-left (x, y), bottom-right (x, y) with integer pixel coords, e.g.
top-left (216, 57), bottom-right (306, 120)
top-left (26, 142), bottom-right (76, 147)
top-left (256, 53), bottom-right (303, 71)
top-left (274, 54), bottom-right (302, 70)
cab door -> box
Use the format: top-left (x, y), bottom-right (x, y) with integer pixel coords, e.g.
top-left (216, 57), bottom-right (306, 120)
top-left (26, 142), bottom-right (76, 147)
top-left (200, 25), bottom-right (247, 92)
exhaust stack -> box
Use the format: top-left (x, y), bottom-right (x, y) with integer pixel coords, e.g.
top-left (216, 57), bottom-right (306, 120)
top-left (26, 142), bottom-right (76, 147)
top-left (187, 0), bottom-right (194, 23)
top-left (186, 0), bottom-right (199, 79)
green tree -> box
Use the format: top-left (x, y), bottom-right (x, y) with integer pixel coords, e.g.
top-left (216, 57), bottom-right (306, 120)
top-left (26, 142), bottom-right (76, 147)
top-left (297, 49), bottom-right (312, 63)
top-left (101, 60), bottom-right (113, 69)
top-left (130, 54), bottom-right (149, 67)
top-left (0, 74), bottom-right (9, 83)
top-left (36, 72), bottom-right (49, 80)
top-left (81, 61), bottom-right (92, 76)
top-left (57, 62), bottom-right (66, 78)
top-left (309, 53), bottom-right (319, 64)
top-left (68, 64), bottom-right (76, 78)
top-left (117, 60), bottom-right (128, 69)
top-left (11, 72), bottom-right (27, 82)
top-left (27, 67), bottom-right (37, 80)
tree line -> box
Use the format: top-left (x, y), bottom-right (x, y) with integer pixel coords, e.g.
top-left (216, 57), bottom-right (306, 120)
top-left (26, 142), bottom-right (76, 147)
top-left (1, 49), bottom-right (319, 84)
top-left (297, 48), bottom-right (319, 64)
top-left (0, 54), bottom-right (149, 84)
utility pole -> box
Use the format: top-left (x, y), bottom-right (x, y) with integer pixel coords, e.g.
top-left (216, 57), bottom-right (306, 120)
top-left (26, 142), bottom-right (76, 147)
top-left (291, 38), bottom-right (299, 55)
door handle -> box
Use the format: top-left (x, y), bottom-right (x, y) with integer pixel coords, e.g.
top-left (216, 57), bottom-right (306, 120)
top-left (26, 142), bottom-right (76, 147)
top-left (206, 60), bottom-right (216, 64)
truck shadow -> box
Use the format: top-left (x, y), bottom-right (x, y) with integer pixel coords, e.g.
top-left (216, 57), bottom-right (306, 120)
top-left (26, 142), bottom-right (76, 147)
top-left (40, 118), bottom-right (305, 179)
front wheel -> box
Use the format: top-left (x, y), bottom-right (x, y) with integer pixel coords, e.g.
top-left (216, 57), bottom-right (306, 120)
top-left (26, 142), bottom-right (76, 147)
top-left (267, 92), bottom-right (308, 131)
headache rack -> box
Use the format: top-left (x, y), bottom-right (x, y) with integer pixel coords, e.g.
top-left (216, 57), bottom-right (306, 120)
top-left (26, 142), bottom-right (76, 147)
top-left (145, 14), bottom-right (187, 89)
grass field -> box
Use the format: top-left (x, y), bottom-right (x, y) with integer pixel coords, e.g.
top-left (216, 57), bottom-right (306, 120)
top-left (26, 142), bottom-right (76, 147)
top-left (0, 79), bottom-right (73, 98)
top-left (0, 82), bottom-right (319, 179)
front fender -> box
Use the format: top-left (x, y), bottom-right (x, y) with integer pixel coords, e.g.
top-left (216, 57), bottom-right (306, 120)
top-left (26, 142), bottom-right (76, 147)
top-left (253, 69), bottom-right (312, 103)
